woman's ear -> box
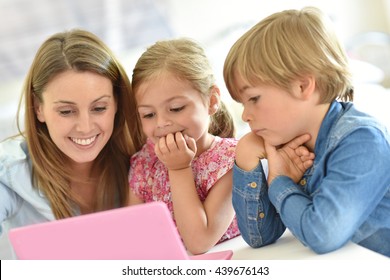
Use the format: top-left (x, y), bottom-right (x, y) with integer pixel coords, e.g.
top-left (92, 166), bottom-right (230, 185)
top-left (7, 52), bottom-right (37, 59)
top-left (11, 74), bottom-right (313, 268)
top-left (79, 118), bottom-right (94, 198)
top-left (208, 86), bottom-right (220, 115)
top-left (34, 96), bottom-right (45, 123)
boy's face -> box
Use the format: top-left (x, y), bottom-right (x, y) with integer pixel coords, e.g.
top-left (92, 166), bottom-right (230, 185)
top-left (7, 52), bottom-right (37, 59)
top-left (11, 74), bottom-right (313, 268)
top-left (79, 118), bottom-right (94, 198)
top-left (234, 74), bottom-right (310, 147)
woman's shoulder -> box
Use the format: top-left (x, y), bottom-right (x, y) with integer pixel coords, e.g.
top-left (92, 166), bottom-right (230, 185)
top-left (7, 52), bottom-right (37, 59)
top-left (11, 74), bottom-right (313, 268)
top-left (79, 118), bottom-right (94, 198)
top-left (0, 136), bottom-right (29, 164)
top-left (0, 137), bottom-right (35, 196)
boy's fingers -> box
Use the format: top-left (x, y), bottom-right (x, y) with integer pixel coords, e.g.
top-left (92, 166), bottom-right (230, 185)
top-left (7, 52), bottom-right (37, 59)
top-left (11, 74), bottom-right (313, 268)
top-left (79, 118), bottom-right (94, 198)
top-left (287, 134), bottom-right (311, 149)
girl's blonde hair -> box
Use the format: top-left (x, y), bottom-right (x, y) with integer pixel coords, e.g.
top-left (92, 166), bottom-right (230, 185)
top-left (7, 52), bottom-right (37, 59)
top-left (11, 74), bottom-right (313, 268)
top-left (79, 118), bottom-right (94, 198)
top-left (16, 29), bottom-right (143, 219)
top-left (224, 7), bottom-right (353, 103)
top-left (132, 38), bottom-right (235, 138)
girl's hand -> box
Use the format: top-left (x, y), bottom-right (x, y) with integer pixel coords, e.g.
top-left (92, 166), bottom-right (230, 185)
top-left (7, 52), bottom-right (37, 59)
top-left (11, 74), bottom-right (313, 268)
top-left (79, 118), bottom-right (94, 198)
top-left (155, 131), bottom-right (197, 170)
top-left (235, 132), bottom-right (266, 171)
top-left (265, 134), bottom-right (315, 185)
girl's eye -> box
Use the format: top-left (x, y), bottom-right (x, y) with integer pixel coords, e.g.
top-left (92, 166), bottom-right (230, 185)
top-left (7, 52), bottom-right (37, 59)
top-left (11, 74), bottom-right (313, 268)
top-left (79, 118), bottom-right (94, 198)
top-left (142, 112), bottom-right (155, 119)
top-left (170, 106), bottom-right (185, 112)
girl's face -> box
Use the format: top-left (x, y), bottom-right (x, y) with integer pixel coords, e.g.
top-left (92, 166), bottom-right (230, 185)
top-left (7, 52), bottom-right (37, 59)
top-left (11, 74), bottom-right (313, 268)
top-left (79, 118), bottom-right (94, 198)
top-left (235, 74), bottom-right (310, 147)
top-left (36, 70), bottom-right (117, 165)
top-left (135, 72), bottom-right (213, 150)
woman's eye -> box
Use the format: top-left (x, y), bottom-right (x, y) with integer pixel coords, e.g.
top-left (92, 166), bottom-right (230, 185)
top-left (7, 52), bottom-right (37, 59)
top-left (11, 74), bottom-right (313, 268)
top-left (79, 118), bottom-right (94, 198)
top-left (170, 106), bottom-right (185, 112)
top-left (93, 106), bottom-right (107, 113)
top-left (58, 109), bottom-right (74, 116)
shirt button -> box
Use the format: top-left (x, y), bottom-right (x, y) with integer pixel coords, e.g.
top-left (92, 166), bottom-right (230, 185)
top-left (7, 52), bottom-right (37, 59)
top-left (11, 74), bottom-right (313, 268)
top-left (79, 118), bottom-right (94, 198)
top-left (259, 212), bottom-right (265, 219)
top-left (299, 178), bottom-right (307, 186)
top-left (249, 182), bottom-right (257, 188)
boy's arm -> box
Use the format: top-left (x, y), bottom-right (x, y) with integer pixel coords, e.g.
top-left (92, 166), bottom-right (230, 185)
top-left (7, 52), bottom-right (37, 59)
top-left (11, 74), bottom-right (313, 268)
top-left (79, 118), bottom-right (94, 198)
top-left (264, 134), bottom-right (314, 184)
top-left (232, 161), bottom-right (286, 247)
top-left (233, 132), bottom-right (314, 247)
top-left (235, 132), bottom-right (266, 171)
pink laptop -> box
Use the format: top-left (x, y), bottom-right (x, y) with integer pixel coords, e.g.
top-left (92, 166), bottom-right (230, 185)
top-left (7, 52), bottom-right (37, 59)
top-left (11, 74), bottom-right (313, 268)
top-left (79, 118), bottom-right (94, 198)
top-left (8, 201), bottom-right (233, 260)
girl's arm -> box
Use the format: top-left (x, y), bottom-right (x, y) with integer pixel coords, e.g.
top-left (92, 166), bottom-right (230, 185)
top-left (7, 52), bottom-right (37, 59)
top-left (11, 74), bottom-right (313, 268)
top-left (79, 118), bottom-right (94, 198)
top-left (128, 151), bottom-right (146, 206)
top-left (168, 167), bottom-right (235, 255)
top-left (128, 190), bottom-right (144, 205)
top-left (155, 132), bottom-right (234, 254)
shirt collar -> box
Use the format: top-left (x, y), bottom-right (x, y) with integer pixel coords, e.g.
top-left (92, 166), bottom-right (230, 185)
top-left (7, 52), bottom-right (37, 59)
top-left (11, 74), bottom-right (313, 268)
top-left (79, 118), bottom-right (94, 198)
top-left (314, 100), bottom-right (343, 155)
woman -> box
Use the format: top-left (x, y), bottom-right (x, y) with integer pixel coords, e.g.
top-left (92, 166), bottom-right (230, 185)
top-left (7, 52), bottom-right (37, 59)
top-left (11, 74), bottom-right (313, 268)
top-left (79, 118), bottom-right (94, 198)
top-left (0, 29), bottom-right (143, 238)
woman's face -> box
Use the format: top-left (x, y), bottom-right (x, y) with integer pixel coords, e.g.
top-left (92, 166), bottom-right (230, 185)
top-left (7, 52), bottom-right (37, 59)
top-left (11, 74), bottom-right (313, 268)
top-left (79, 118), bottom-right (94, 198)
top-left (36, 70), bottom-right (117, 164)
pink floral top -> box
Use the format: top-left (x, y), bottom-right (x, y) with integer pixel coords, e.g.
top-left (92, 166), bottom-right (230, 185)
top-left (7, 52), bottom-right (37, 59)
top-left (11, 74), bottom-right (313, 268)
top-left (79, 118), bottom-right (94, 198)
top-left (129, 136), bottom-right (240, 243)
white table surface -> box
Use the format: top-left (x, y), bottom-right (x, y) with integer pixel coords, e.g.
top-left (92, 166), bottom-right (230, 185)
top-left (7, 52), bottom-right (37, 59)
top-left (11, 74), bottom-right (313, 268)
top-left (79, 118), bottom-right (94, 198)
top-left (209, 230), bottom-right (390, 260)
top-left (1, 226), bottom-right (389, 261)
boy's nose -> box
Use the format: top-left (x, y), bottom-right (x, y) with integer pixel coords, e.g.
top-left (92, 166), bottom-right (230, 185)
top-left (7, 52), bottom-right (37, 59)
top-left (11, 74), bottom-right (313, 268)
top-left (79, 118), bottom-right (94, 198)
top-left (241, 107), bottom-right (252, 123)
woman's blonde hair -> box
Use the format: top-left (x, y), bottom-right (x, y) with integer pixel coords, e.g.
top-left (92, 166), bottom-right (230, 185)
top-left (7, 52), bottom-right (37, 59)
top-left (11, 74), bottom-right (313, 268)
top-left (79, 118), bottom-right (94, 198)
top-left (132, 38), bottom-right (235, 138)
top-left (224, 7), bottom-right (353, 103)
top-left (16, 29), bottom-right (143, 219)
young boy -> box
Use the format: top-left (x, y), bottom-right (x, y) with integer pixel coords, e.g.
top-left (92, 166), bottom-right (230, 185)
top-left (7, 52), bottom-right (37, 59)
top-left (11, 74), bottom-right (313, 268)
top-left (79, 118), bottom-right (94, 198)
top-left (223, 7), bottom-right (390, 257)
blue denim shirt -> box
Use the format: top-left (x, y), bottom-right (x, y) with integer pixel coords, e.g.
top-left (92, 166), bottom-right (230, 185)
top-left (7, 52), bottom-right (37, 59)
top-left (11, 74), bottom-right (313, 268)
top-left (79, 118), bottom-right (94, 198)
top-left (232, 101), bottom-right (390, 257)
top-left (0, 137), bottom-right (55, 236)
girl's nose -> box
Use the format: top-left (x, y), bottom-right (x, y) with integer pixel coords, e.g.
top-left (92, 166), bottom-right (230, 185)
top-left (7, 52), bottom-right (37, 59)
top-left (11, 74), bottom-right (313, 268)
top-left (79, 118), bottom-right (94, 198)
top-left (156, 114), bottom-right (172, 128)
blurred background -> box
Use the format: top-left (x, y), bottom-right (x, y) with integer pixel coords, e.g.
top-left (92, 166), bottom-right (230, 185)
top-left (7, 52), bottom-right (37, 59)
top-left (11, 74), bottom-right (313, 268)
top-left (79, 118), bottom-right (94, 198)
top-left (1, 0), bottom-right (390, 141)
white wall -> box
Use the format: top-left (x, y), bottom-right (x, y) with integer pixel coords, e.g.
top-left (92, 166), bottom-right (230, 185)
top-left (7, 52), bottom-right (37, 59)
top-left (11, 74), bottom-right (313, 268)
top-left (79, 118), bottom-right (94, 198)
top-left (1, 0), bottom-right (390, 140)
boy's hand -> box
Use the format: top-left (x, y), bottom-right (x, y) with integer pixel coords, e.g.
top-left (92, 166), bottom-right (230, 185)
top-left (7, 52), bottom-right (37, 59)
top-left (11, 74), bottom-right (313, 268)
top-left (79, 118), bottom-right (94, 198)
top-left (265, 134), bottom-right (315, 185)
top-left (235, 132), bottom-right (266, 171)
top-left (155, 132), bottom-right (197, 170)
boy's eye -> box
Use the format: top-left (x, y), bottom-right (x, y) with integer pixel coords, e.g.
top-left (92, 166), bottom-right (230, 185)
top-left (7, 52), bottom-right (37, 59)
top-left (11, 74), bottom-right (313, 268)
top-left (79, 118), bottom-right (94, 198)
top-left (170, 106), bottom-right (185, 112)
top-left (249, 96), bottom-right (260, 103)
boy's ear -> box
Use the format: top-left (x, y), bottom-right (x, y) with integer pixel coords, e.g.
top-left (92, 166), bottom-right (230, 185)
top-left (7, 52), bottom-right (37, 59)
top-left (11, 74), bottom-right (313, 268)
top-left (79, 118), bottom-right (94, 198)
top-left (296, 75), bottom-right (316, 100)
top-left (208, 86), bottom-right (220, 115)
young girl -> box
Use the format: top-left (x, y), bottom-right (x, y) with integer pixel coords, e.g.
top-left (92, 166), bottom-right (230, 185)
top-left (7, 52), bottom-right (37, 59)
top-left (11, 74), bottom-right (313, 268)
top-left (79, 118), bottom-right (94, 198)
top-left (0, 29), bottom-right (143, 246)
top-left (223, 7), bottom-right (390, 257)
top-left (129, 38), bottom-right (240, 254)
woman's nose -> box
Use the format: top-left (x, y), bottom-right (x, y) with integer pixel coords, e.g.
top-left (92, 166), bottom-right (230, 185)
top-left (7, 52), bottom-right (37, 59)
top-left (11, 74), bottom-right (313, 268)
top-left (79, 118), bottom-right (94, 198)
top-left (76, 112), bottom-right (93, 132)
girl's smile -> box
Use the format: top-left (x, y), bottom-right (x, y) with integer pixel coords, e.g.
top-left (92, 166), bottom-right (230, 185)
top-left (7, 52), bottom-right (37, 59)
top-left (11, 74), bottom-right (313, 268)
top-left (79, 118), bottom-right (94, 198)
top-left (135, 71), bottom-right (214, 154)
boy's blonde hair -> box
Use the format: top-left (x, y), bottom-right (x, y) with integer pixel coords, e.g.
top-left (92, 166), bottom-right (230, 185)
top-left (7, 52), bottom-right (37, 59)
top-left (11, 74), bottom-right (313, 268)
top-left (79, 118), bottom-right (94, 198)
top-left (224, 7), bottom-right (353, 103)
top-left (132, 38), bottom-right (235, 138)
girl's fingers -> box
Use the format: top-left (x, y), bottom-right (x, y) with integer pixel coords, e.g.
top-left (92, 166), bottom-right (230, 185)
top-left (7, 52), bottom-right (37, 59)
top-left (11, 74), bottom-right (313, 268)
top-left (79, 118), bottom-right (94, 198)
top-left (184, 134), bottom-right (197, 153)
